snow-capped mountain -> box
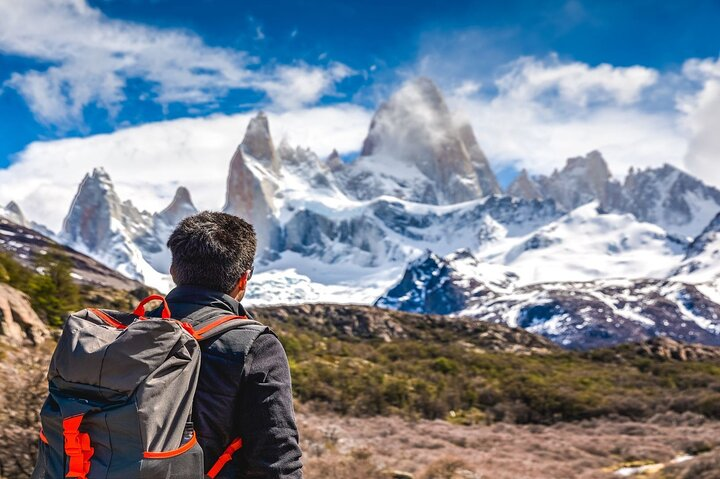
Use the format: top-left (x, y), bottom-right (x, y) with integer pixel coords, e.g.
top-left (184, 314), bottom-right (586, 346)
top-left (672, 212), bottom-right (720, 287)
top-left (336, 77), bottom-right (501, 204)
top-left (507, 151), bottom-right (720, 238)
top-left (607, 164), bottom-right (720, 238)
top-left (376, 247), bottom-right (720, 349)
top-left (60, 168), bottom-right (196, 290)
top-left (0, 201), bottom-right (54, 237)
top-left (12, 76), bottom-right (720, 349)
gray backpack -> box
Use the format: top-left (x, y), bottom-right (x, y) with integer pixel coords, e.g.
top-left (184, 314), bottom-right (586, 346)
top-left (32, 294), bottom-right (259, 479)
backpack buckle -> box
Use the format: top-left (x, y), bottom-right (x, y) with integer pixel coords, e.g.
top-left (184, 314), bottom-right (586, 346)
top-left (63, 414), bottom-right (94, 479)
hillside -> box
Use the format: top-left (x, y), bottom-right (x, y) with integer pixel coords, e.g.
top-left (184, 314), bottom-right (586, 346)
top-left (4, 299), bottom-right (720, 477)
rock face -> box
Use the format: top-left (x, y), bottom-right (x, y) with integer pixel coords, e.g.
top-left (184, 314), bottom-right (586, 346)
top-left (605, 164), bottom-right (720, 238)
top-left (155, 187), bottom-right (197, 227)
top-left (338, 77), bottom-right (501, 204)
top-left (326, 149), bottom-right (344, 172)
top-left (0, 283), bottom-right (50, 346)
top-left (506, 169), bottom-right (543, 201)
top-left (60, 168), bottom-right (178, 290)
top-left (630, 336), bottom-right (720, 362)
top-left (223, 113), bottom-right (281, 253)
top-left (534, 151), bottom-right (613, 211)
top-left (62, 168), bottom-right (153, 252)
top-left (508, 154), bottom-right (720, 239)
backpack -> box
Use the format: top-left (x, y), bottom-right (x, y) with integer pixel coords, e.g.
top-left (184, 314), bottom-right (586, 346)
top-left (32, 294), bottom-right (263, 479)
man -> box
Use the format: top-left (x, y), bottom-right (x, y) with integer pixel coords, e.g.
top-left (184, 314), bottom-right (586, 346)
top-left (159, 211), bottom-right (302, 478)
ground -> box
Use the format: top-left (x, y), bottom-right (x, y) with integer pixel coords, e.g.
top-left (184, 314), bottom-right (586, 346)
top-left (298, 407), bottom-right (720, 479)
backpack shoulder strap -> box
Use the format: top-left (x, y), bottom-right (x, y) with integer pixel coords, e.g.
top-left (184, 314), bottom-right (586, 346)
top-left (184, 308), bottom-right (269, 342)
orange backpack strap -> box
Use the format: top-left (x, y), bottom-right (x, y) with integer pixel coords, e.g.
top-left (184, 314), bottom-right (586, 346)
top-left (184, 309), bottom-right (266, 342)
top-left (63, 414), bottom-right (94, 479)
top-left (206, 438), bottom-right (243, 478)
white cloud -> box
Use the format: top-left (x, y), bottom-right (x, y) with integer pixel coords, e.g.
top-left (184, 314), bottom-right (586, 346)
top-left (496, 55), bottom-right (659, 107)
top-left (679, 57), bottom-right (720, 185)
top-left (444, 55), bottom-right (689, 180)
top-left (452, 93), bottom-right (686, 177)
top-left (0, 104), bottom-right (372, 232)
top-left (254, 62), bottom-right (355, 110)
top-left (0, 0), bottom-right (352, 125)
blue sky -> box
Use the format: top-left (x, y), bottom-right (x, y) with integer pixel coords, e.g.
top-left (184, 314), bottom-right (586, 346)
top-left (1, 0), bottom-right (719, 167)
top-left (1, 0), bottom-right (720, 229)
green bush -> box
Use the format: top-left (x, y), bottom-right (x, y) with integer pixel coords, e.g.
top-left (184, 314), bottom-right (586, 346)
top-left (0, 251), bottom-right (80, 327)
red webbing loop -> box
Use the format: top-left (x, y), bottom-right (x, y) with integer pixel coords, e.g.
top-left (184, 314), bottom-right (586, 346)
top-left (133, 294), bottom-right (171, 319)
top-left (206, 438), bottom-right (243, 478)
top-left (63, 414), bottom-right (94, 479)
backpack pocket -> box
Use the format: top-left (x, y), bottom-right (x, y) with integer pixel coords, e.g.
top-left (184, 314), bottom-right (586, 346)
top-left (140, 431), bottom-right (205, 479)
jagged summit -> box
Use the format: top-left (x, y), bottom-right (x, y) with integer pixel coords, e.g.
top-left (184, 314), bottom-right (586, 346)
top-left (340, 77), bottom-right (501, 204)
top-left (156, 186), bottom-right (197, 227)
top-left (326, 149), bottom-right (343, 172)
top-left (224, 115), bottom-right (281, 252)
top-left (62, 168), bottom-right (127, 250)
top-left (507, 169), bottom-right (543, 201)
top-left (241, 112), bottom-right (279, 173)
top-left (537, 151), bottom-right (613, 211)
top-left (1, 200), bottom-right (28, 226)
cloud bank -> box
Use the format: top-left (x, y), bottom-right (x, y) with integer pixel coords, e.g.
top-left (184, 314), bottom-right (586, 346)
top-left (0, 105), bottom-right (372, 231)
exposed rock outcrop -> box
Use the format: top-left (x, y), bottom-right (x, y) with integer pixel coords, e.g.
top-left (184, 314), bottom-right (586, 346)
top-left (223, 114), bottom-right (281, 253)
top-left (0, 283), bottom-right (50, 346)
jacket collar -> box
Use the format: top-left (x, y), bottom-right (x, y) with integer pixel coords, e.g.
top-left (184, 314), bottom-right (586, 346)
top-left (165, 285), bottom-right (249, 316)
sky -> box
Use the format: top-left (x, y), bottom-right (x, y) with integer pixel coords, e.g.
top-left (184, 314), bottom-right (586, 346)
top-left (0, 0), bottom-right (719, 230)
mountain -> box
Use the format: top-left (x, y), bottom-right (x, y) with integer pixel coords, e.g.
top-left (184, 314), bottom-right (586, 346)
top-left (336, 77), bottom-right (501, 204)
top-left (606, 164), bottom-right (720, 238)
top-left (377, 246), bottom-right (720, 349)
top-left (507, 152), bottom-right (720, 238)
top-left (12, 76), bottom-right (720, 351)
top-left (60, 168), bottom-right (196, 290)
top-left (375, 203), bottom-right (711, 349)
top-left (223, 112), bottom-right (282, 253)
top-left (672, 211), bottom-right (720, 286)
top-left (505, 169), bottom-right (543, 201)
top-left (531, 151), bottom-right (613, 211)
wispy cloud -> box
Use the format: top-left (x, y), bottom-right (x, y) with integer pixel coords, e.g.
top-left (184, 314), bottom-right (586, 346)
top-left (0, 0), bottom-right (353, 126)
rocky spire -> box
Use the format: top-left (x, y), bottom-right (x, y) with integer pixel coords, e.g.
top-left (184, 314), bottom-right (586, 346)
top-left (62, 168), bottom-right (123, 250)
top-left (534, 151), bottom-right (613, 211)
top-left (241, 112), bottom-right (279, 173)
top-left (457, 122), bottom-right (501, 196)
top-left (343, 77), bottom-right (500, 204)
top-left (62, 168), bottom-right (150, 251)
top-left (326, 149), bottom-right (343, 172)
top-left (1, 201), bottom-right (28, 227)
top-left (155, 186), bottom-right (197, 227)
top-left (224, 115), bottom-right (281, 253)
top-left (507, 169), bottom-right (543, 201)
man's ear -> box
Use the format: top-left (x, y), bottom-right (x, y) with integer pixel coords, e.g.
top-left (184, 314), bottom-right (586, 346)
top-left (229, 270), bottom-right (250, 299)
top-left (237, 270), bottom-right (249, 290)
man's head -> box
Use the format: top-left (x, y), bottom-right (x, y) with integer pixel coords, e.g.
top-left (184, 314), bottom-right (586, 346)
top-left (167, 211), bottom-right (257, 300)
